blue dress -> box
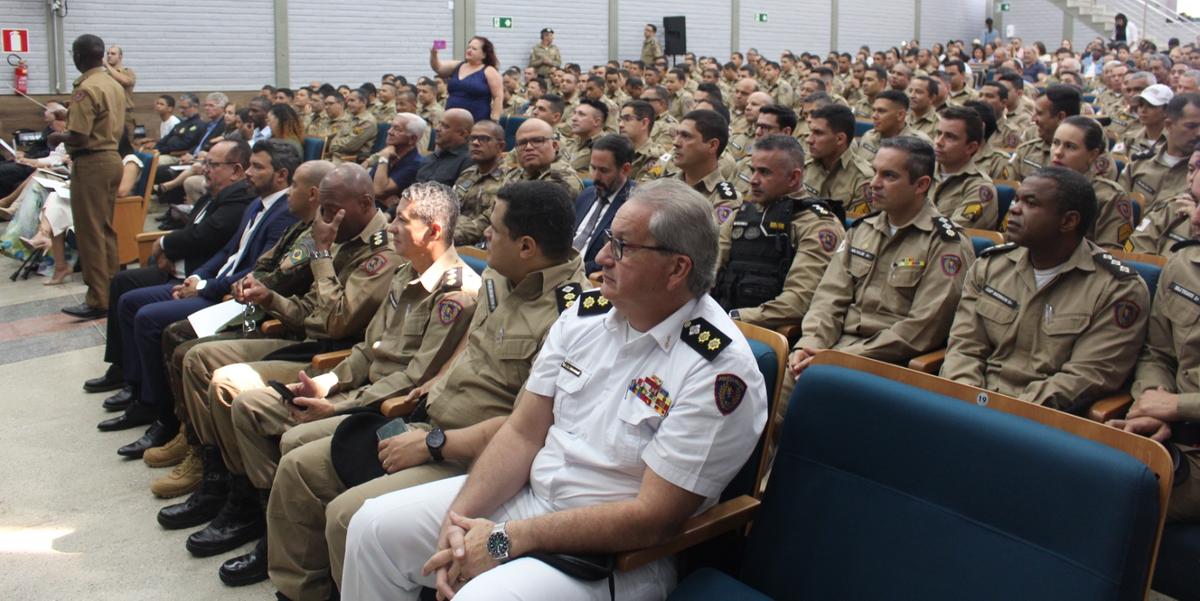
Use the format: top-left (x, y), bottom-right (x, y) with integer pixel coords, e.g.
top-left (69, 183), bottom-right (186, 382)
top-left (446, 65), bottom-right (493, 123)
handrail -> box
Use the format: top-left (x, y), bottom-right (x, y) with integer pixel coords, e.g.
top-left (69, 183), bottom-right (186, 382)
top-left (1070, 0), bottom-right (1200, 43)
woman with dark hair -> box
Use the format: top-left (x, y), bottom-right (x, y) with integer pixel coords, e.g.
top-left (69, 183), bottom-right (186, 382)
top-left (1113, 13), bottom-right (1140, 46)
top-left (268, 103), bottom-right (305, 155)
top-left (429, 36), bottom-right (504, 121)
top-left (1049, 116), bottom-right (1134, 248)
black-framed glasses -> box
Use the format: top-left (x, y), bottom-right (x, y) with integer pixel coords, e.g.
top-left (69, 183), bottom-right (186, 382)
top-left (469, 134), bottom-right (499, 143)
top-left (600, 229), bottom-right (677, 261)
top-left (201, 160), bottom-right (238, 169)
top-left (515, 136), bottom-right (552, 147)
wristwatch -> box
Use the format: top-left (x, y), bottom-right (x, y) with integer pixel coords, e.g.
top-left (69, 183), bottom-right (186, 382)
top-left (486, 522), bottom-right (511, 563)
top-left (426, 427), bottom-right (446, 462)
top-left (378, 156), bottom-right (389, 166)
top-left (312, 249), bottom-right (333, 261)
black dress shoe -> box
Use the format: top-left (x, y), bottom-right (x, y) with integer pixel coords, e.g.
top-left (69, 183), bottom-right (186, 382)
top-left (84, 365), bottom-right (124, 393)
top-left (62, 302), bottom-right (105, 320)
top-left (117, 421), bottom-right (173, 458)
top-left (102, 385), bottom-right (135, 411)
top-left (186, 476), bottom-right (265, 557)
top-left (219, 537), bottom-right (268, 586)
top-left (158, 445), bottom-right (230, 530)
top-left (97, 403), bottom-right (155, 432)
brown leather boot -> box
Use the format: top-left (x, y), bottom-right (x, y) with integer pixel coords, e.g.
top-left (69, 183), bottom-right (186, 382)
top-left (144, 428), bottom-right (189, 467)
top-left (151, 445), bottom-right (202, 498)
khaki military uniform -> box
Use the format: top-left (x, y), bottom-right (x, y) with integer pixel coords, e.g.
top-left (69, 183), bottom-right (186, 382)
top-left (905, 109), bottom-right (939, 140)
top-left (942, 239), bottom-right (1149, 413)
top-left (306, 113), bottom-right (331, 140)
top-left (180, 211), bottom-right (399, 471)
top-left (730, 109), bottom-right (750, 136)
top-left (329, 111), bottom-right (378, 164)
top-left (641, 37), bottom-right (663, 65)
top-left (231, 250), bottom-right (480, 490)
top-left (606, 89), bottom-right (630, 107)
top-left (1130, 243), bottom-right (1200, 521)
top-left (1009, 137), bottom-right (1051, 181)
top-left (596, 95), bottom-right (621, 133)
top-left (630, 138), bottom-right (666, 183)
top-left (265, 256), bottom-right (587, 601)
top-left (1097, 88), bottom-right (1124, 116)
top-left (678, 167), bottom-right (741, 224)
top-left (1118, 146), bottom-right (1192, 215)
top-left (726, 130), bottom-right (754, 163)
top-left (1090, 176), bottom-right (1138, 250)
top-left (996, 113), bottom-right (1031, 150)
top-left (504, 159), bottom-right (585, 199)
top-left (370, 101), bottom-right (396, 123)
top-left (1118, 127), bottom-right (1166, 158)
top-left (792, 118), bottom-right (812, 145)
top-left (1105, 109), bottom-right (1138, 142)
top-left (566, 131), bottom-right (602, 177)
top-left (667, 90), bottom-right (695, 121)
top-left (931, 161), bottom-right (1000, 230)
top-left (528, 43), bottom-right (562, 78)
top-left (1018, 95), bottom-right (1037, 118)
top-left (731, 154), bottom-right (753, 195)
top-left (802, 149), bottom-right (875, 220)
top-left (1128, 194), bottom-right (1195, 256)
top-left (452, 163), bottom-right (506, 246)
top-left (418, 103), bottom-right (443, 130)
top-left (797, 202), bottom-right (975, 364)
top-left (853, 125), bottom-right (931, 163)
top-left (717, 198), bottom-right (846, 328)
top-left (650, 112), bottom-right (678, 150)
top-left (66, 66), bottom-right (126, 310)
top-left (851, 95), bottom-right (874, 120)
top-left (977, 140), bottom-right (1015, 181)
top-left (766, 79), bottom-right (796, 108)
top-left (946, 86), bottom-right (978, 106)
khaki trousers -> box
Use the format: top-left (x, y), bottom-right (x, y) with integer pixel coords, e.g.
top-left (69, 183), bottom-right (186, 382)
top-left (69, 151), bottom-right (122, 309)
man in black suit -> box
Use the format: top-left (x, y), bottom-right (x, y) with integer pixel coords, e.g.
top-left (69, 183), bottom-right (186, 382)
top-left (82, 140), bottom-right (257, 406)
top-left (572, 134), bottom-right (635, 275)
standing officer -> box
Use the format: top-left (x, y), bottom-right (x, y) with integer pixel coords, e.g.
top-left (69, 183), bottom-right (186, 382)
top-left (789, 137), bottom-right (975, 379)
top-left (528, 28), bottom-right (561, 79)
top-left (714, 135), bottom-right (844, 329)
top-left (641, 23), bottom-right (663, 66)
top-left (54, 34), bottom-right (127, 319)
top-left (941, 167), bottom-right (1149, 414)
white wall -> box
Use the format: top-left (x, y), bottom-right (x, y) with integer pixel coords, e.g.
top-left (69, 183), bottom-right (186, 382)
top-left (7, 0), bottom-right (51, 95)
top-left (739, 0), bottom-right (831, 56)
top-left (289, 0), bottom-right (452, 88)
top-left (619, 0), bottom-right (733, 61)
top-left (1000, 0), bottom-right (1065, 47)
top-left (60, 0), bottom-right (275, 92)
top-left (839, 0), bottom-right (917, 53)
top-left (921, 0), bottom-right (987, 46)
top-left (476, 1), bottom-right (609, 73)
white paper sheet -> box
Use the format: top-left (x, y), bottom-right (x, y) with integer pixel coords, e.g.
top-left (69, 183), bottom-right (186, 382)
top-left (187, 299), bottom-right (245, 338)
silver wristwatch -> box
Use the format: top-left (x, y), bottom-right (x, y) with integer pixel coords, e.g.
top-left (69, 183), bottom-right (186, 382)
top-left (486, 521), bottom-right (511, 563)
top-left (312, 249), bottom-right (333, 261)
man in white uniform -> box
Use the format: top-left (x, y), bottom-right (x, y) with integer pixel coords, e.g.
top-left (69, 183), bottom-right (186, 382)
top-left (341, 179), bottom-right (768, 600)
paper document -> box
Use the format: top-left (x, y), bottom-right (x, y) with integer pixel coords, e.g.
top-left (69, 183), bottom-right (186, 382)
top-left (187, 299), bottom-right (245, 338)
top-left (33, 177), bottom-right (70, 199)
top-left (0, 138), bottom-right (16, 158)
top-left (170, 165), bottom-right (191, 172)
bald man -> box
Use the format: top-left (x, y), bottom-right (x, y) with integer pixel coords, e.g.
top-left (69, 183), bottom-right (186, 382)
top-left (502, 117), bottom-right (584, 197)
top-left (416, 108), bottom-right (473, 186)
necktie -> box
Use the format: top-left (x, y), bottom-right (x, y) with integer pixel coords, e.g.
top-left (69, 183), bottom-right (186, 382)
top-left (216, 201), bottom-right (264, 279)
top-left (573, 194), bottom-right (608, 251)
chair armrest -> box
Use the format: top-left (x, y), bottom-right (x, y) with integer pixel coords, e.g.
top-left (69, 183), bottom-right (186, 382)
top-left (614, 495), bottom-right (760, 572)
top-left (1088, 391), bottom-right (1134, 422)
top-left (260, 320), bottom-right (285, 336)
top-left (908, 349), bottom-right (946, 374)
top-left (776, 323), bottom-right (803, 347)
top-left (136, 231), bottom-right (167, 243)
top-left (381, 396), bottom-right (419, 418)
top-left (311, 350), bottom-right (351, 372)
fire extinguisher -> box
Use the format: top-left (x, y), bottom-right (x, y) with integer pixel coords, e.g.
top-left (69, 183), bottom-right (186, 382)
top-left (8, 55), bottom-right (27, 95)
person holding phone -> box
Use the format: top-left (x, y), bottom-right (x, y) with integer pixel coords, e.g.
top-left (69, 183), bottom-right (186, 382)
top-left (430, 36), bottom-right (504, 122)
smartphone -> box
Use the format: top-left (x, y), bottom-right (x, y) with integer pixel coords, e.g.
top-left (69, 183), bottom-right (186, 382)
top-left (376, 418), bottom-right (409, 441)
top-left (433, 39), bottom-right (447, 50)
top-left (268, 379), bottom-right (299, 409)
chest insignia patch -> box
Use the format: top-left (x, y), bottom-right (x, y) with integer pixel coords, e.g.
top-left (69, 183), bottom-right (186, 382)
top-left (630, 375), bottom-right (672, 417)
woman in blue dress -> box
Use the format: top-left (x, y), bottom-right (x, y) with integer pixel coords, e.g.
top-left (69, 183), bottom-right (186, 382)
top-left (429, 36), bottom-right (504, 122)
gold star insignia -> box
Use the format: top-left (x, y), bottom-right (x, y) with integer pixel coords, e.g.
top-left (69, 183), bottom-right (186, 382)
top-left (583, 297), bottom-right (595, 309)
top-left (564, 292), bottom-right (576, 301)
top-left (699, 331), bottom-right (711, 342)
top-left (707, 339), bottom-right (721, 351)
top-left (597, 297), bottom-right (608, 306)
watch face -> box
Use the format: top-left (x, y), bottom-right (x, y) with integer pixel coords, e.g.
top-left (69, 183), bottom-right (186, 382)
top-left (427, 428), bottom-right (446, 449)
top-left (487, 530), bottom-right (510, 559)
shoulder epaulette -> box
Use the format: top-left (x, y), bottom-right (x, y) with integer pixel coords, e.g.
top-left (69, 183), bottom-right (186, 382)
top-left (716, 181), bottom-right (738, 200)
top-left (440, 267), bottom-right (463, 291)
top-left (849, 210), bottom-right (880, 229)
top-left (1131, 149), bottom-right (1156, 162)
top-left (680, 317), bottom-right (732, 361)
top-left (932, 215), bottom-right (961, 240)
top-left (804, 201), bottom-right (832, 218)
top-left (978, 242), bottom-right (1017, 257)
top-left (1095, 251), bottom-right (1138, 278)
top-left (574, 288), bottom-right (613, 316)
top-left (1171, 239), bottom-right (1200, 253)
top-left (368, 229), bottom-right (389, 250)
top-left (556, 283), bottom-right (584, 314)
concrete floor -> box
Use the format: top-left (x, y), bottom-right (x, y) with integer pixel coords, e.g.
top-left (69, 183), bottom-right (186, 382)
top-left (0, 250), bottom-right (272, 600)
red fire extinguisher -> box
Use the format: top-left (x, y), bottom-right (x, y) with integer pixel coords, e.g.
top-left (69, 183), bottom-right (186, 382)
top-left (8, 55), bottom-right (28, 95)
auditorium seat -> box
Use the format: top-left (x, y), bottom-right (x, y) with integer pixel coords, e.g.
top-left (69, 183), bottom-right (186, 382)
top-left (117, 150), bottom-right (159, 266)
top-left (992, 179), bottom-right (1017, 229)
top-left (302, 137), bottom-right (325, 162)
top-left (853, 121), bottom-right (873, 138)
top-left (499, 116), bottom-right (527, 150)
top-left (458, 246), bottom-right (487, 275)
top-left (372, 123), bottom-right (390, 153)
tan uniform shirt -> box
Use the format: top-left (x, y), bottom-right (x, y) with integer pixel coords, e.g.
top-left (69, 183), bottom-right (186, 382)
top-left (977, 140), bottom-right (1015, 181)
top-left (567, 131), bottom-right (602, 177)
top-left (1118, 126), bottom-right (1165, 157)
top-left (946, 86), bottom-right (978, 106)
top-left (1133, 243), bottom-right (1200, 417)
top-left (942, 240), bottom-right (1150, 413)
top-left (797, 202), bottom-right (975, 364)
top-left (641, 37), bottom-right (663, 65)
top-left (852, 125), bottom-right (932, 163)
top-left (66, 66), bottom-right (127, 153)
top-left (329, 111), bottom-right (378, 164)
top-left (930, 161), bottom-right (1000, 230)
top-left (851, 96), bottom-right (874, 120)
top-left (718, 198), bottom-right (846, 328)
top-left (1128, 194), bottom-right (1194, 256)
top-left (325, 249), bottom-right (480, 410)
top-left (650, 112), bottom-right (678, 150)
top-left (630, 138), bottom-right (666, 183)
top-left (425, 254), bottom-right (586, 429)
top-left (905, 109), bottom-right (939, 140)
top-left (766, 79), bottom-right (796, 108)
top-left (306, 113), bottom-right (331, 139)
top-left (253, 221), bottom-right (317, 300)
top-left (419, 104), bottom-right (444, 129)
top-left (802, 149), bottom-right (875, 220)
top-left (504, 159), bottom-right (585, 199)
top-left (996, 113), bottom-right (1031, 150)
top-left (371, 101), bottom-right (397, 123)
top-left (677, 167), bottom-right (741, 224)
top-left (1118, 145), bottom-right (1191, 214)
top-left (529, 43), bottom-right (562, 78)
top-left (667, 90), bottom-right (695, 120)
top-left (1105, 108), bottom-right (1138, 142)
top-left (452, 163), bottom-right (506, 246)
top-left (726, 130), bottom-right (754, 162)
top-left (1009, 137), bottom-right (1051, 181)
top-left (267, 210), bottom-right (400, 342)
top-left (1090, 176), bottom-right (1137, 250)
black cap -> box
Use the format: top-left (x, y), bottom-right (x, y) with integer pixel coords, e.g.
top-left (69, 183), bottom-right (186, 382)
top-left (541, 28), bottom-right (555, 35)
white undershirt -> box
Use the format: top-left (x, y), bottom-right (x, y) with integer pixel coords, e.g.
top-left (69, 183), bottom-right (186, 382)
top-left (1163, 153), bottom-right (1187, 168)
top-left (1033, 263), bottom-right (1067, 289)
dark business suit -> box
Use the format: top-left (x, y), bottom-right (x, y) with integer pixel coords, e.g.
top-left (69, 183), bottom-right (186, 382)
top-left (119, 191), bottom-right (297, 424)
top-left (573, 179), bottom-right (634, 274)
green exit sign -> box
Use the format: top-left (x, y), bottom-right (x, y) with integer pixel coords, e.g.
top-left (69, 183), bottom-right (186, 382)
top-left (999, 3), bottom-right (1011, 11)
top-left (755, 12), bottom-right (768, 22)
top-left (493, 16), bottom-right (513, 28)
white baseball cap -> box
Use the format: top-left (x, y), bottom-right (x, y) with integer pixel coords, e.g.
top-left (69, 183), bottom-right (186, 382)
top-left (1139, 84), bottom-right (1174, 107)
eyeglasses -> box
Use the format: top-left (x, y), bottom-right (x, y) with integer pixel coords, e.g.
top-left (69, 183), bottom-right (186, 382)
top-left (201, 160), bottom-right (238, 169)
top-left (600, 229), bottom-right (677, 261)
top-left (515, 136), bottom-right (552, 147)
top-left (469, 134), bottom-right (499, 143)
top-left (754, 122), bottom-right (780, 132)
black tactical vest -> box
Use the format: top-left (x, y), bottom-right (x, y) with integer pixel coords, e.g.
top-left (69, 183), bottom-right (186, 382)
top-left (714, 197), bottom-right (802, 311)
